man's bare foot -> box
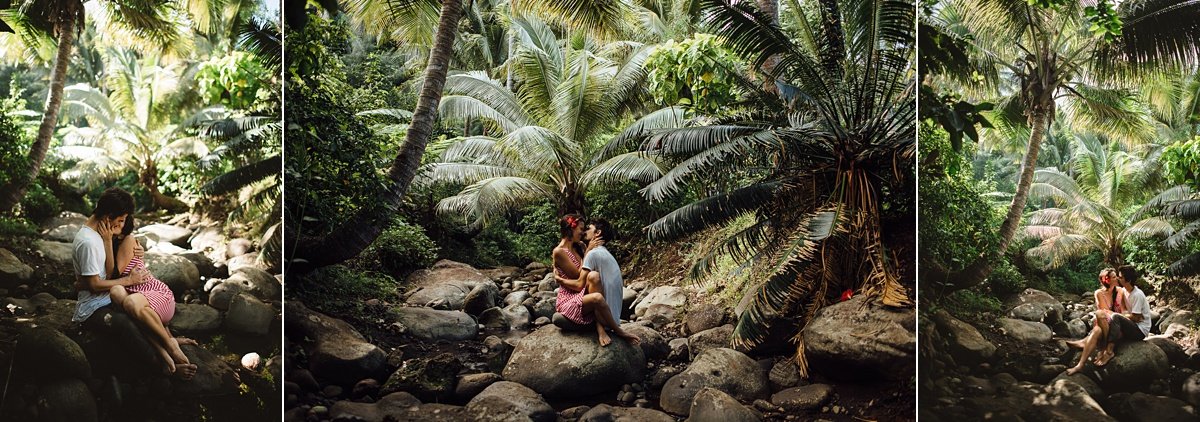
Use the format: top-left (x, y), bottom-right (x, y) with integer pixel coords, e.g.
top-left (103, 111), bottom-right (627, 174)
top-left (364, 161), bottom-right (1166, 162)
top-left (155, 345), bottom-right (177, 375)
top-left (598, 330), bottom-right (612, 347)
top-left (174, 363), bottom-right (198, 380)
top-left (615, 329), bottom-right (640, 346)
top-left (1065, 364), bottom-right (1086, 376)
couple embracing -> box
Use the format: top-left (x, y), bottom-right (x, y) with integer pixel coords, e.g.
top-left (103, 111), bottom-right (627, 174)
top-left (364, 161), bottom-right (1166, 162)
top-left (1065, 265), bottom-right (1152, 375)
top-left (549, 214), bottom-right (640, 348)
top-left (71, 187), bottom-right (198, 380)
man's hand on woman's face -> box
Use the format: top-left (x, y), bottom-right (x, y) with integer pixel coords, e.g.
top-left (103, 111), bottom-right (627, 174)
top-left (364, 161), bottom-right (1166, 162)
top-left (98, 219), bottom-right (119, 239)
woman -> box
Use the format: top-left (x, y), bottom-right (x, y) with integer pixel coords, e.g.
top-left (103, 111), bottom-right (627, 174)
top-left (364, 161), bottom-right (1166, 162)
top-left (551, 214), bottom-right (638, 347)
top-left (1066, 268), bottom-right (1128, 373)
top-left (106, 219), bottom-right (197, 379)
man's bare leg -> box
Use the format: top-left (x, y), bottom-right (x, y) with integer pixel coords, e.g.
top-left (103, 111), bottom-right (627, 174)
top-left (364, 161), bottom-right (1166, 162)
top-left (582, 292), bottom-right (640, 347)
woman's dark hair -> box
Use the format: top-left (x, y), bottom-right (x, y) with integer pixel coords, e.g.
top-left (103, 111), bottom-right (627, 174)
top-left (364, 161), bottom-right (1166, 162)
top-left (93, 187), bottom-right (135, 219)
top-left (560, 213), bottom-right (583, 238)
top-left (1118, 265), bottom-right (1139, 287)
top-left (589, 218), bottom-right (616, 242)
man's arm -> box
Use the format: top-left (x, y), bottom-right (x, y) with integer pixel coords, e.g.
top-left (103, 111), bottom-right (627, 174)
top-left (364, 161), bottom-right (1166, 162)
top-left (80, 269), bottom-right (146, 293)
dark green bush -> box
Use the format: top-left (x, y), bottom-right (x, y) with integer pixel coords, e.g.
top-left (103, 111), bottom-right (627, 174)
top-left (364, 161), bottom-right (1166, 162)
top-left (0, 93), bottom-right (31, 193)
top-left (944, 288), bottom-right (1002, 316)
top-left (513, 202), bottom-right (559, 265)
top-left (358, 220), bottom-right (440, 276)
top-left (0, 216), bottom-right (37, 237)
top-left (290, 265), bottom-right (398, 317)
top-left (987, 259), bottom-right (1026, 297)
top-left (20, 182), bottom-right (59, 223)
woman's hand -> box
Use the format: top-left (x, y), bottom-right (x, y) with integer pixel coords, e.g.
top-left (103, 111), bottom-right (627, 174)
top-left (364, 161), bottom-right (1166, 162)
top-left (132, 239), bottom-right (145, 259)
top-left (586, 238), bottom-right (605, 252)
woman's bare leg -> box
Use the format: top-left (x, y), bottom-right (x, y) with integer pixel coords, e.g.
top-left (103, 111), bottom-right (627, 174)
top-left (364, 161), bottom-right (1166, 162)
top-left (1067, 324), bottom-right (1102, 375)
top-left (121, 293), bottom-right (196, 379)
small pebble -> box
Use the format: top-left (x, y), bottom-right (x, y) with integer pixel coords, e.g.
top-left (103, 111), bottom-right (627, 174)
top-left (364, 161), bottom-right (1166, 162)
top-left (309, 405), bottom-right (328, 418)
top-left (634, 399), bottom-right (651, 408)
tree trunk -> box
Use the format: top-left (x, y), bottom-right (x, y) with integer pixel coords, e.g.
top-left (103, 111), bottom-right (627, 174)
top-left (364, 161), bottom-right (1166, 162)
top-left (757, 0), bottom-right (781, 94)
top-left (291, 0), bottom-right (463, 275)
top-left (952, 108), bottom-right (1049, 290)
top-left (0, 15), bottom-right (77, 213)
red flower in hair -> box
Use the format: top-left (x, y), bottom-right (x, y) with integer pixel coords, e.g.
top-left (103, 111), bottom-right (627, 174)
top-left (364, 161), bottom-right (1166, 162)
top-left (565, 216), bottom-right (578, 228)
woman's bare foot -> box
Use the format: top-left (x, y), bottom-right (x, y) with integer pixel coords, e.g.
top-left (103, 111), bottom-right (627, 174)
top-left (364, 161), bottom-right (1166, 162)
top-left (598, 330), bottom-right (612, 347)
top-left (155, 344), bottom-right (177, 375)
top-left (173, 363), bottom-right (198, 380)
top-left (1095, 350), bottom-right (1114, 367)
top-left (166, 337), bottom-right (191, 365)
top-left (176, 337), bottom-right (198, 346)
top-left (614, 329), bottom-right (641, 346)
top-left (1066, 338), bottom-right (1085, 349)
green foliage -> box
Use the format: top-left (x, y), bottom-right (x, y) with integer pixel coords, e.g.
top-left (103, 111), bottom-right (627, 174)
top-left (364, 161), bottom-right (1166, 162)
top-left (1026, 0), bottom-right (1069, 9)
top-left (284, 16), bottom-right (391, 239)
top-left (196, 52), bottom-right (272, 111)
top-left (358, 220), bottom-right (440, 276)
top-left (1162, 136), bottom-right (1200, 189)
top-left (987, 259), bottom-right (1026, 297)
top-left (918, 86), bottom-right (993, 152)
top-left (512, 203), bottom-right (559, 265)
top-left (645, 34), bottom-right (742, 113)
top-left (0, 216), bottom-right (37, 237)
top-left (586, 180), bottom-right (688, 244)
top-left (1084, 0), bottom-right (1123, 42)
top-left (0, 92), bottom-right (31, 193)
top-left (944, 288), bottom-right (1002, 315)
top-left (919, 124), bottom-right (1001, 291)
top-left (290, 265), bottom-right (398, 317)
top-left (20, 182), bottom-right (59, 223)
top-left (1037, 251), bottom-right (1105, 294)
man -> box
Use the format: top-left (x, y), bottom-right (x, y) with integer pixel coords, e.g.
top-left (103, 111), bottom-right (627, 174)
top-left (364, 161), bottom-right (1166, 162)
top-left (1067, 265), bottom-right (1151, 374)
top-left (73, 187), bottom-right (197, 379)
top-left (569, 219), bottom-right (640, 347)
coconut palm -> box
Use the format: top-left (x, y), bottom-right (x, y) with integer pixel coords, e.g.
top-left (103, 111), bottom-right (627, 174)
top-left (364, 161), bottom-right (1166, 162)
top-left (624, 0), bottom-right (914, 375)
top-left (0, 0), bottom-right (216, 213)
top-left (1160, 194), bottom-right (1200, 276)
top-left (920, 0), bottom-right (1200, 290)
top-left (414, 16), bottom-right (680, 226)
top-left (1022, 135), bottom-right (1180, 269)
top-left (53, 48), bottom-right (207, 210)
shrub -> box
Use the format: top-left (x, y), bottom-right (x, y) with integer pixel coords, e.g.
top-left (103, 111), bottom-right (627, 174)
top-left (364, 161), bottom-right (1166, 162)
top-left (944, 288), bottom-right (1002, 315)
top-left (0, 216), bottom-right (37, 237)
top-left (358, 220), bottom-right (439, 276)
top-left (513, 202), bottom-right (559, 265)
top-left (19, 182), bottom-right (59, 224)
top-left (290, 265), bottom-right (398, 318)
top-left (0, 92), bottom-right (31, 193)
top-left (987, 259), bottom-right (1026, 297)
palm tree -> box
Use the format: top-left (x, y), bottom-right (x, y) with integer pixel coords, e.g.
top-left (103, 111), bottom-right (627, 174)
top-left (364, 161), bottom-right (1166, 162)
top-left (53, 48), bottom-right (207, 210)
top-left (1022, 135), bottom-right (1179, 269)
top-left (920, 0), bottom-right (1200, 291)
top-left (630, 0), bottom-right (914, 376)
top-left (290, 0), bottom-right (463, 274)
top-left (1161, 193), bottom-right (1200, 276)
top-left (415, 16), bottom-right (679, 226)
top-left (0, 0), bottom-right (203, 213)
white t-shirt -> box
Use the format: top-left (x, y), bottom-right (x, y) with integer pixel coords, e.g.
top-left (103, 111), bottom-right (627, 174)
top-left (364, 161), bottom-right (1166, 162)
top-left (1127, 286), bottom-right (1151, 337)
top-left (72, 225), bottom-right (111, 322)
top-left (582, 246), bottom-right (624, 326)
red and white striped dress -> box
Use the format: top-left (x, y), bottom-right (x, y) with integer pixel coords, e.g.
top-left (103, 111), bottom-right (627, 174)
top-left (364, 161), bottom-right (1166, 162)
top-left (554, 247), bottom-right (593, 325)
top-left (122, 256), bottom-right (176, 324)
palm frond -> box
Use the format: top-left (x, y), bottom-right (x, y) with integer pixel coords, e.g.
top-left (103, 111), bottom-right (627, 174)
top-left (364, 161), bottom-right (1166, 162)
top-left (579, 151), bottom-right (666, 187)
top-left (646, 180), bottom-right (781, 241)
top-left (201, 155), bottom-right (280, 195)
top-left (436, 176), bottom-right (554, 228)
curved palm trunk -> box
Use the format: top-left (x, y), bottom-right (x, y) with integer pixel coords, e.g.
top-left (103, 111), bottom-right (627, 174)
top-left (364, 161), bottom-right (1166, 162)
top-left (0, 16), bottom-right (76, 213)
top-left (757, 0), bottom-right (780, 94)
top-left (291, 0), bottom-right (463, 275)
top-left (953, 108), bottom-right (1049, 290)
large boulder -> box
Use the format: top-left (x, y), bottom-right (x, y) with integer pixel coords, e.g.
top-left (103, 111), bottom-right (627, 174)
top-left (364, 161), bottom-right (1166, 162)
top-left (13, 326), bottom-right (90, 382)
top-left (172, 343), bottom-right (242, 397)
top-left (624, 323), bottom-right (669, 360)
top-left (801, 295), bottom-right (915, 379)
top-left (34, 240), bottom-right (74, 265)
top-left (382, 353), bottom-right (462, 402)
top-left (464, 381), bottom-right (556, 422)
top-left (688, 387), bottom-right (763, 422)
top-left (771, 384), bottom-right (834, 412)
top-left (45, 223), bottom-right (82, 242)
top-left (329, 392), bottom-right (422, 422)
top-left (405, 260), bottom-right (493, 310)
top-left (35, 378), bottom-right (98, 422)
top-left (138, 224), bottom-right (193, 247)
top-left (932, 310), bottom-right (995, 365)
top-left (0, 248), bottom-right (33, 284)
top-left (635, 286), bottom-right (687, 317)
top-left (502, 325), bottom-right (644, 398)
top-left (660, 348), bottom-right (770, 416)
top-left (1088, 341), bottom-right (1169, 393)
top-left (188, 225), bottom-right (229, 264)
top-left (285, 303), bottom-right (387, 386)
top-left (502, 303), bottom-right (532, 330)
top-left (169, 303), bottom-right (223, 334)
top-left (455, 372), bottom-right (502, 400)
top-left (224, 267), bottom-right (281, 303)
top-left (224, 293), bottom-right (276, 335)
top-left (688, 324), bottom-right (735, 361)
top-left (462, 283), bottom-right (500, 316)
top-left (997, 318), bottom-right (1052, 343)
top-left (144, 252), bottom-right (202, 293)
top-left (390, 307), bottom-right (478, 341)
top-left (1107, 392), bottom-right (1197, 422)
top-left (686, 303), bottom-right (725, 335)
top-left (1021, 378), bottom-right (1114, 421)
top-left (1006, 288), bottom-right (1065, 324)
top-left (579, 405), bottom-right (675, 422)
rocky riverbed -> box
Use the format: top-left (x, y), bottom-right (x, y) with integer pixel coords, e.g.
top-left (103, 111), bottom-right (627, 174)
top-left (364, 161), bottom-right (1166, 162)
top-left (0, 211), bottom-right (282, 421)
top-left (921, 287), bottom-right (1200, 421)
top-left (285, 259), bottom-right (916, 421)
